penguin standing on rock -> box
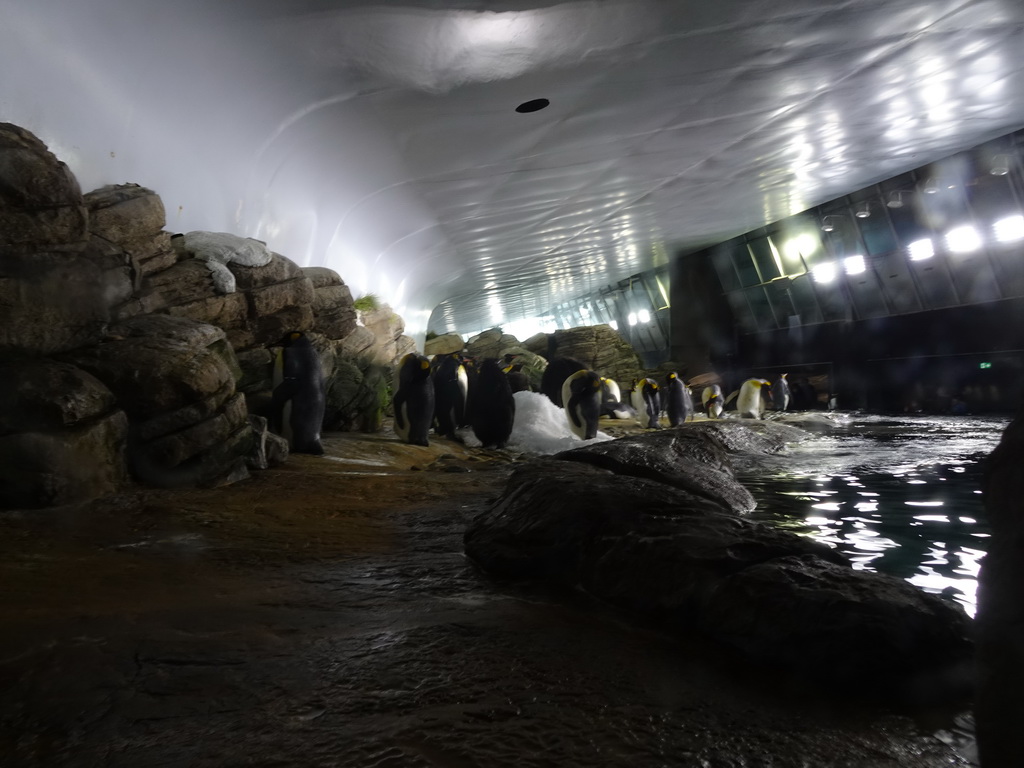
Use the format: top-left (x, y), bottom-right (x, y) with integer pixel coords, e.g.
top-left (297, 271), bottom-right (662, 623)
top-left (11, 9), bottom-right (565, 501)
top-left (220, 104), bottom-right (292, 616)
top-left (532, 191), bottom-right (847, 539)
top-left (736, 378), bottom-right (771, 419)
top-left (470, 358), bottom-right (515, 448)
top-left (702, 384), bottom-right (724, 419)
top-left (394, 353), bottom-right (435, 446)
top-left (270, 331), bottom-right (326, 455)
top-left (773, 372), bottom-right (791, 411)
top-left (664, 371), bottom-right (694, 426)
top-left (631, 377), bottom-right (662, 429)
top-left (431, 352), bottom-right (468, 441)
top-left (562, 369), bottom-right (603, 440)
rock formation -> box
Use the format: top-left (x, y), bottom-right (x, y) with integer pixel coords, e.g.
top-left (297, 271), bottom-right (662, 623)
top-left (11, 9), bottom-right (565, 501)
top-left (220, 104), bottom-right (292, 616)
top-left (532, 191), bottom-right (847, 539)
top-left (0, 122), bottom-right (417, 509)
top-left (465, 421), bottom-right (973, 696)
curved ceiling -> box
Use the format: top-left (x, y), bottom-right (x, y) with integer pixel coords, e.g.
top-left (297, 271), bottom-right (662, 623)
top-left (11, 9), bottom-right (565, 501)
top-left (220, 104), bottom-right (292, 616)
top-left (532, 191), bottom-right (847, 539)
top-left (3, 0), bottom-right (1024, 339)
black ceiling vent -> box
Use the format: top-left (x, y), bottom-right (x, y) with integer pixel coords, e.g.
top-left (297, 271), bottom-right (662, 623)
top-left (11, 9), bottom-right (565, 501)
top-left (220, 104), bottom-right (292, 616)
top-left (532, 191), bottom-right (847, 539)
top-left (515, 98), bottom-right (550, 114)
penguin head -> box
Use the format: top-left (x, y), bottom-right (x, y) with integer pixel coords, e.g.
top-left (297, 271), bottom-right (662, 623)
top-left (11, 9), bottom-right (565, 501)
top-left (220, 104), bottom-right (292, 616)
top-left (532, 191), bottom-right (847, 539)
top-left (269, 330), bottom-right (306, 348)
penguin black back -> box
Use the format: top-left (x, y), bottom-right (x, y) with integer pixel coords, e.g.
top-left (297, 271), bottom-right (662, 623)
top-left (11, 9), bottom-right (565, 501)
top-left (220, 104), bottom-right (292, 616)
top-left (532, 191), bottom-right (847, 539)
top-left (664, 371), bottom-right (694, 427)
top-left (540, 357), bottom-right (586, 407)
top-left (270, 330), bottom-right (326, 455)
top-left (470, 358), bottom-right (515, 449)
top-left (432, 352), bottom-right (468, 440)
top-left (394, 353), bottom-right (435, 446)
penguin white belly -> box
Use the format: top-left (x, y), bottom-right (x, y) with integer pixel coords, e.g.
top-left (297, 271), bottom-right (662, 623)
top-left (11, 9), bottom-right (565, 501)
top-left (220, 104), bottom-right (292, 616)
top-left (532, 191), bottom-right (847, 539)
top-left (702, 385), bottom-right (724, 419)
top-left (736, 380), bottom-right (765, 419)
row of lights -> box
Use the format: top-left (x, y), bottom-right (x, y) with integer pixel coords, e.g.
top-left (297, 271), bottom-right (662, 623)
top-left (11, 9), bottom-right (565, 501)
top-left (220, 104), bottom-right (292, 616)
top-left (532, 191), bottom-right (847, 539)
top-left (811, 214), bottom-right (1024, 283)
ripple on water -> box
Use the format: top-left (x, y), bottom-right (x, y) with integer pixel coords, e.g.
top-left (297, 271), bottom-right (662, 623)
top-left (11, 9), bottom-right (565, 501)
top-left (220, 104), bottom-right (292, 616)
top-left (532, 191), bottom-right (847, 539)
top-left (740, 414), bottom-right (1008, 617)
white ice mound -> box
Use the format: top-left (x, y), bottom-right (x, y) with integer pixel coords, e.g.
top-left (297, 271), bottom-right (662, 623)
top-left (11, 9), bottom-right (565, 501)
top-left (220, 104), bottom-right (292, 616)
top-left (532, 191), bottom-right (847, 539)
top-left (507, 390), bottom-right (612, 454)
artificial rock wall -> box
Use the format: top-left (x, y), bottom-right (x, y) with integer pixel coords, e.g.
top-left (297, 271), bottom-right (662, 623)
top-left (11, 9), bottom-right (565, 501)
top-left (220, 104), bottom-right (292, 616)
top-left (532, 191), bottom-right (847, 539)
top-left (0, 123), bottom-right (414, 509)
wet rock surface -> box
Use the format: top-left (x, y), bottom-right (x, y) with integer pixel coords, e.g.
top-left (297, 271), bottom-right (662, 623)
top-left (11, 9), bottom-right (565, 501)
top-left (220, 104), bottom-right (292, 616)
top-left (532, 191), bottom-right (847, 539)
top-left (467, 422), bottom-right (974, 697)
top-left (0, 427), bottom-right (974, 767)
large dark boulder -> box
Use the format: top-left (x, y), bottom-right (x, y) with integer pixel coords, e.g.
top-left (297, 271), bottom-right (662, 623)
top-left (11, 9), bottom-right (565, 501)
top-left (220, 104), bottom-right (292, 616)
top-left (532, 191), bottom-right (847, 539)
top-left (0, 358), bottom-right (127, 508)
top-left (557, 426), bottom-right (758, 514)
top-left (976, 409), bottom-right (1024, 767)
top-left (465, 424), bottom-right (973, 695)
top-left (61, 315), bottom-right (252, 487)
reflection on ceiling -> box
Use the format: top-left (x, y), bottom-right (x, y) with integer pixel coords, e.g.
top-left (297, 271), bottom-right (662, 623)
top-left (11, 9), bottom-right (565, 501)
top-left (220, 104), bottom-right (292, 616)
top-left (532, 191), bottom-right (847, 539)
top-left (3, 0), bottom-right (1024, 338)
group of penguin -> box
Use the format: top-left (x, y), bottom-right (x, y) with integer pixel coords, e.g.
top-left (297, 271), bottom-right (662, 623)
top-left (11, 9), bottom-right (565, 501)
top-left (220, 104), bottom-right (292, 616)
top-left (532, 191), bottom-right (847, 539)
top-left (393, 352), bottom-right (516, 449)
top-left (391, 350), bottom-right (797, 449)
top-left (262, 330), bottom-right (798, 456)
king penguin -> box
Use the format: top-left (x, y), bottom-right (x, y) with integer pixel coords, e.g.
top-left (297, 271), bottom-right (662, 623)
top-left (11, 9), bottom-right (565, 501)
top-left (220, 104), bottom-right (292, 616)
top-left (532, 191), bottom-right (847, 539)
top-left (562, 369), bottom-right (603, 439)
top-left (540, 357), bottom-right (586, 407)
top-left (599, 377), bottom-right (633, 419)
top-left (630, 377), bottom-right (662, 429)
top-left (469, 358), bottom-right (516, 448)
top-left (774, 372), bottom-right (791, 411)
top-left (431, 352), bottom-right (468, 441)
top-left (394, 353), bottom-right (435, 446)
top-left (702, 384), bottom-right (724, 419)
top-left (664, 371), bottom-right (694, 426)
top-left (270, 330), bottom-right (326, 455)
top-left (736, 378), bottom-right (771, 419)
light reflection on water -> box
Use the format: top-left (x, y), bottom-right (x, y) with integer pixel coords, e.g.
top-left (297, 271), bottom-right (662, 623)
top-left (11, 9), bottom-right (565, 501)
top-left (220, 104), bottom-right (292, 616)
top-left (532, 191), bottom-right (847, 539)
top-left (739, 414), bottom-right (1008, 617)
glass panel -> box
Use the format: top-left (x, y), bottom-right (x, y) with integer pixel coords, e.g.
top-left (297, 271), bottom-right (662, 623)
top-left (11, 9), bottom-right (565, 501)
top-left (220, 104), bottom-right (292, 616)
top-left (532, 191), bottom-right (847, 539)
top-left (857, 209), bottom-right (898, 256)
top-left (844, 263), bottom-right (890, 319)
top-left (889, 204), bottom-right (929, 245)
top-left (945, 253), bottom-right (1003, 304)
top-left (748, 237), bottom-right (780, 281)
top-left (712, 244), bottom-right (741, 292)
top-left (732, 243), bottom-right (761, 287)
top-left (875, 252), bottom-right (923, 314)
top-left (743, 286), bottom-right (777, 330)
top-left (910, 260), bottom-right (960, 309)
top-left (788, 275), bottom-right (824, 324)
top-left (968, 173), bottom-right (1017, 221)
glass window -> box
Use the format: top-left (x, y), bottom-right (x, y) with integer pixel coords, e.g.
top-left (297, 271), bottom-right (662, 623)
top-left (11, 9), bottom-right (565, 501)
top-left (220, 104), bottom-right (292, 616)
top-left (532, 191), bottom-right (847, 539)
top-left (712, 244), bottom-right (741, 292)
top-left (788, 274), bottom-right (824, 325)
top-left (731, 243), bottom-right (761, 287)
top-left (748, 237), bottom-right (780, 281)
top-left (743, 286), bottom-right (777, 330)
top-left (889, 203), bottom-right (929, 246)
top-left (857, 209), bottom-right (898, 256)
top-left (875, 252), bottom-right (923, 314)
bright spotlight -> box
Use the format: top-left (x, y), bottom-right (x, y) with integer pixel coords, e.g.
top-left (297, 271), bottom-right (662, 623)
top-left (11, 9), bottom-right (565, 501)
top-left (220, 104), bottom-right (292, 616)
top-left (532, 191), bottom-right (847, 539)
top-left (627, 312), bottom-right (637, 326)
top-left (782, 234), bottom-right (819, 262)
top-left (907, 238), bottom-right (935, 261)
top-left (812, 262), bottom-right (837, 283)
top-left (844, 255), bottom-right (866, 275)
top-left (993, 214), bottom-right (1024, 243)
top-left (946, 225), bottom-right (982, 253)
top-left (637, 309), bottom-right (651, 324)
top-left (608, 320), bottom-right (618, 331)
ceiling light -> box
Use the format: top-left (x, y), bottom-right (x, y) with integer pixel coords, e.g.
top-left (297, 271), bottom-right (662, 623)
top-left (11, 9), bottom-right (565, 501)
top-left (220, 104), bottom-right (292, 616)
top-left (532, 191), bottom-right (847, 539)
top-left (627, 312), bottom-right (637, 326)
top-left (908, 238), bottom-right (935, 261)
top-left (608, 320), bottom-right (618, 331)
top-left (637, 309), bottom-right (651, 324)
top-left (782, 234), bottom-right (820, 261)
top-left (854, 202), bottom-right (871, 219)
top-left (922, 178), bottom-right (939, 195)
top-left (994, 215), bottom-right (1024, 243)
top-left (886, 191), bottom-right (905, 209)
top-left (844, 255), bottom-right (866, 275)
top-left (990, 154), bottom-right (1011, 176)
top-left (946, 225), bottom-right (982, 253)
top-left (812, 262), bottom-right (837, 283)
top-left (820, 216), bottom-right (837, 232)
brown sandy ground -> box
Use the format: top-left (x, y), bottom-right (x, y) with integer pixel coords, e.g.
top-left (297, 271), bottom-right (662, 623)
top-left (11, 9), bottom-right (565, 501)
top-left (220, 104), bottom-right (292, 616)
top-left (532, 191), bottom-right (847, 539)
top-left (0, 422), bottom-right (976, 767)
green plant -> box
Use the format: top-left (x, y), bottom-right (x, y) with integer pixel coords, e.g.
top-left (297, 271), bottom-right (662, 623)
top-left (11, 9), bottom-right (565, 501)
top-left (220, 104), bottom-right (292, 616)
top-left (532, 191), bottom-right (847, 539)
top-left (425, 330), bottom-right (439, 341)
top-left (353, 293), bottom-right (380, 311)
